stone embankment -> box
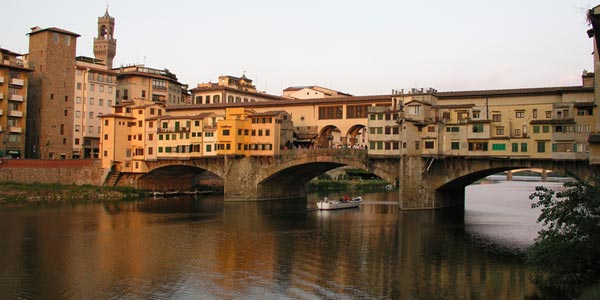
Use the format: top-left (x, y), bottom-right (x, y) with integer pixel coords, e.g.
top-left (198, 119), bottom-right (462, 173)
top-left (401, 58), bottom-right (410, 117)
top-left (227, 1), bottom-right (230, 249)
top-left (0, 159), bottom-right (141, 204)
top-left (0, 159), bottom-right (104, 185)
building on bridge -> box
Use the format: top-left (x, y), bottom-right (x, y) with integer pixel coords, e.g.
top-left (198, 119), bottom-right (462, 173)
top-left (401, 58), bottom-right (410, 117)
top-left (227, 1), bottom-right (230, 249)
top-left (367, 81), bottom-right (595, 160)
top-left (216, 107), bottom-right (293, 156)
top-left (100, 103), bottom-right (293, 173)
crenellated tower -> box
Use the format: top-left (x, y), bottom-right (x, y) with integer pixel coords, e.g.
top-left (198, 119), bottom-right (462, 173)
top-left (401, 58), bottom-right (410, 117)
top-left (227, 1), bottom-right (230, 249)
top-left (93, 9), bottom-right (117, 69)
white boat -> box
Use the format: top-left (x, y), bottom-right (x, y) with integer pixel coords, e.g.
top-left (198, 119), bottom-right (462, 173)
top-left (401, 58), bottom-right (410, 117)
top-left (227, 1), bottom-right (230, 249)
top-left (317, 196), bottom-right (362, 210)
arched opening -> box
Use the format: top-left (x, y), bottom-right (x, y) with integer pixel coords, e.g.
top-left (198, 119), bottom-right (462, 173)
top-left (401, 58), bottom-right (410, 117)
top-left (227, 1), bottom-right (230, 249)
top-left (347, 125), bottom-right (367, 148)
top-left (140, 165), bottom-right (223, 192)
top-left (317, 125), bottom-right (342, 148)
top-left (257, 158), bottom-right (395, 200)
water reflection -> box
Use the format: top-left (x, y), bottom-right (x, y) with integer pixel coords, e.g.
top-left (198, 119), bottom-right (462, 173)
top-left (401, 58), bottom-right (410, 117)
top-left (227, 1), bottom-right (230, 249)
top-left (0, 182), bottom-right (548, 299)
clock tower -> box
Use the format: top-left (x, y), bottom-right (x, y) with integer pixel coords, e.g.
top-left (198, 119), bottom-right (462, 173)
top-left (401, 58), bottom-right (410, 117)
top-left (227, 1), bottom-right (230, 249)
top-left (93, 9), bottom-right (116, 69)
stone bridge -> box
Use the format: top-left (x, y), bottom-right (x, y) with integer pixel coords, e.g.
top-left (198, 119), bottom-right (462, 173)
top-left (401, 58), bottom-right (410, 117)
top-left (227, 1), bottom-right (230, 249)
top-left (115, 150), bottom-right (599, 210)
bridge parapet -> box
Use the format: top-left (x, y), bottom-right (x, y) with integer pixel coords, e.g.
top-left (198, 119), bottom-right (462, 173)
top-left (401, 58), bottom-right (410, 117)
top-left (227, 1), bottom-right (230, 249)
top-left (277, 148), bottom-right (368, 161)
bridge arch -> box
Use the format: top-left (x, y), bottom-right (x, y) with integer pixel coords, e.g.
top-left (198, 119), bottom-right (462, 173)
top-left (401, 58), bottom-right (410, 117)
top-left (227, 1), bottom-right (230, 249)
top-left (403, 156), bottom-right (597, 209)
top-left (133, 159), bottom-right (226, 191)
top-left (254, 149), bottom-right (397, 199)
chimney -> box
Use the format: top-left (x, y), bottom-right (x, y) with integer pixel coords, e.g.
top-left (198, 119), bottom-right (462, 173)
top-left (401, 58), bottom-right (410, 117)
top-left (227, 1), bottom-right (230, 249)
top-left (582, 70), bottom-right (595, 88)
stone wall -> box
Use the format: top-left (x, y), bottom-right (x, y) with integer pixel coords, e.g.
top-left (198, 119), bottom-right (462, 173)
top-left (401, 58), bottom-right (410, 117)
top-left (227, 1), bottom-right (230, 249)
top-left (0, 159), bottom-right (104, 185)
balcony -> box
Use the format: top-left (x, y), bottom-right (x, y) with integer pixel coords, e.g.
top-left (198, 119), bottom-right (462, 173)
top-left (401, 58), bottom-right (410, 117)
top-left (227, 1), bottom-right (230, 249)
top-left (0, 109), bottom-right (3, 116)
top-left (157, 127), bottom-right (190, 133)
top-left (9, 126), bottom-right (22, 133)
top-left (553, 132), bottom-right (575, 141)
top-left (10, 78), bottom-right (24, 86)
top-left (0, 126), bottom-right (3, 132)
top-left (10, 94), bottom-right (23, 102)
top-left (510, 133), bottom-right (529, 139)
top-left (8, 110), bottom-right (23, 117)
top-left (0, 93), bottom-right (3, 100)
top-left (0, 76), bottom-right (4, 84)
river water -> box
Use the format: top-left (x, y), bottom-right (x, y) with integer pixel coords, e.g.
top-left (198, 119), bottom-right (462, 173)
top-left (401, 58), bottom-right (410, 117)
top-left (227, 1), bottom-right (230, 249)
top-left (0, 178), bottom-right (565, 300)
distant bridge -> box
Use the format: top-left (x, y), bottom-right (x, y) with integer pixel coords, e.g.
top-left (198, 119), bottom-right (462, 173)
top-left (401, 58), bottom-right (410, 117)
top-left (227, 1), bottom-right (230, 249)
top-left (112, 149), bottom-right (599, 209)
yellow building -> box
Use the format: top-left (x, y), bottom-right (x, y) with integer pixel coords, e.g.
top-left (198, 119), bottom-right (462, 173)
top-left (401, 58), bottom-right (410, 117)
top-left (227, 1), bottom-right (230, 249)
top-left (215, 107), bottom-right (293, 157)
top-left (0, 48), bottom-right (32, 158)
top-left (152, 112), bottom-right (222, 160)
top-left (247, 110), bottom-right (293, 156)
top-left (216, 107), bottom-right (251, 156)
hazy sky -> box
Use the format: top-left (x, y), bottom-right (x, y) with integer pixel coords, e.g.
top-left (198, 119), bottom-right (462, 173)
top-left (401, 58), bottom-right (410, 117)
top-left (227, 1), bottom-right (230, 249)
top-left (1, 1), bottom-right (597, 95)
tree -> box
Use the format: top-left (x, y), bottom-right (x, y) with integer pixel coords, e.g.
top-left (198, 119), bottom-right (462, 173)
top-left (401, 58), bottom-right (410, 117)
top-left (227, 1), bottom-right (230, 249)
top-left (528, 175), bottom-right (600, 299)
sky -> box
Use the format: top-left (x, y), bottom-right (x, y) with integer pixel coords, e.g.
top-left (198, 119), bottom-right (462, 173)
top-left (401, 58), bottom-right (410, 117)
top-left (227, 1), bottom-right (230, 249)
top-left (1, 0), bottom-right (597, 96)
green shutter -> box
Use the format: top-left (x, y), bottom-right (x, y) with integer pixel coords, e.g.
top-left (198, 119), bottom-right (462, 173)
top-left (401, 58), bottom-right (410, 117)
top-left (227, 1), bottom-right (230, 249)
top-left (521, 143), bottom-right (528, 152)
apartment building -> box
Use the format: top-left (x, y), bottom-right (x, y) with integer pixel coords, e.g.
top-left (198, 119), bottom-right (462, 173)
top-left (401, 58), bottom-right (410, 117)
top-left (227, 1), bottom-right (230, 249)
top-left (73, 57), bottom-right (117, 158)
top-left (115, 65), bottom-right (186, 106)
top-left (152, 112), bottom-right (221, 160)
top-left (100, 99), bottom-right (166, 171)
top-left (283, 85), bottom-right (352, 99)
top-left (0, 48), bottom-right (33, 158)
top-left (189, 74), bottom-right (283, 105)
top-left (215, 107), bottom-right (293, 157)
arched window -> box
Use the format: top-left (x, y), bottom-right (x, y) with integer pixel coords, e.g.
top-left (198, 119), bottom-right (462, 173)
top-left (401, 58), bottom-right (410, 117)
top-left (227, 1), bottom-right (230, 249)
top-left (228, 95), bottom-right (234, 103)
top-left (205, 95), bottom-right (211, 104)
top-left (214, 95), bottom-right (220, 103)
top-left (195, 96), bottom-right (202, 104)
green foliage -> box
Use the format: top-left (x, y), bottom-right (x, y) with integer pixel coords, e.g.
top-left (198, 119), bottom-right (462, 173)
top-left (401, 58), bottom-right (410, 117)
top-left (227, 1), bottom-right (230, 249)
top-left (0, 181), bottom-right (141, 204)
top-left (317, 173), bottom-right (332, 180)
top-left (528, 175), bottom-right (600, 299)
top-left (308, 180), bottom-right (350, 191)
top-left (345, 168), bottom-right (379, 180)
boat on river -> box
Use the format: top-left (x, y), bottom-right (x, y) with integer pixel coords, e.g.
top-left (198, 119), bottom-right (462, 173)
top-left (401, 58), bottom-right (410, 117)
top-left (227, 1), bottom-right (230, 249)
top-left (317, 196), bottom-right (362, 210)
top-left (150, 190), bottom-right (180, 197)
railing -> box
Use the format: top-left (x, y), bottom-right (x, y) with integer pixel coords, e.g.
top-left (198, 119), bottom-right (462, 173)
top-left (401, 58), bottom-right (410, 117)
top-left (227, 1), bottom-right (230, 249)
top-left (8, 110), bottom-right (22, 117)
top-left (10, 78), bottom-right (24, 86)
top-left (9, 126), bottom-right (22, 133)
top-left (10, 94), bottom-right (23, 102)
top-left (157, 127), bottom-right (190, 133)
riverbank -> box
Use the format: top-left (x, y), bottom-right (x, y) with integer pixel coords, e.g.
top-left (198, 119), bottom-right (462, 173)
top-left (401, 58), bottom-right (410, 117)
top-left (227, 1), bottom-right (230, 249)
top-left (308, 179), bottom-right (390, 191)
top-left (0, 182), bottom-right (142, 205)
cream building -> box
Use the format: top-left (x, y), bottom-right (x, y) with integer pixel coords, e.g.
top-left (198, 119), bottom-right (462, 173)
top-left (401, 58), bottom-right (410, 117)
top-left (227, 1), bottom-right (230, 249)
top-left (368, 81), bottom-right (595, 160)
top-left (73, 57), bottom-right (117, 158)
top-left (115, 65), bottom-right (186, 106)
top-left (190, 74), bottom-right (283, 105)
top-left (283, 85), bottom-right (352, 99)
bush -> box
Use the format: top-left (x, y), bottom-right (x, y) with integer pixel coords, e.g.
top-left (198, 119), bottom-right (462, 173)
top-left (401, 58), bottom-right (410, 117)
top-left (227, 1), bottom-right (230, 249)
top-left (528, 175), bottom-right (600, 299)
